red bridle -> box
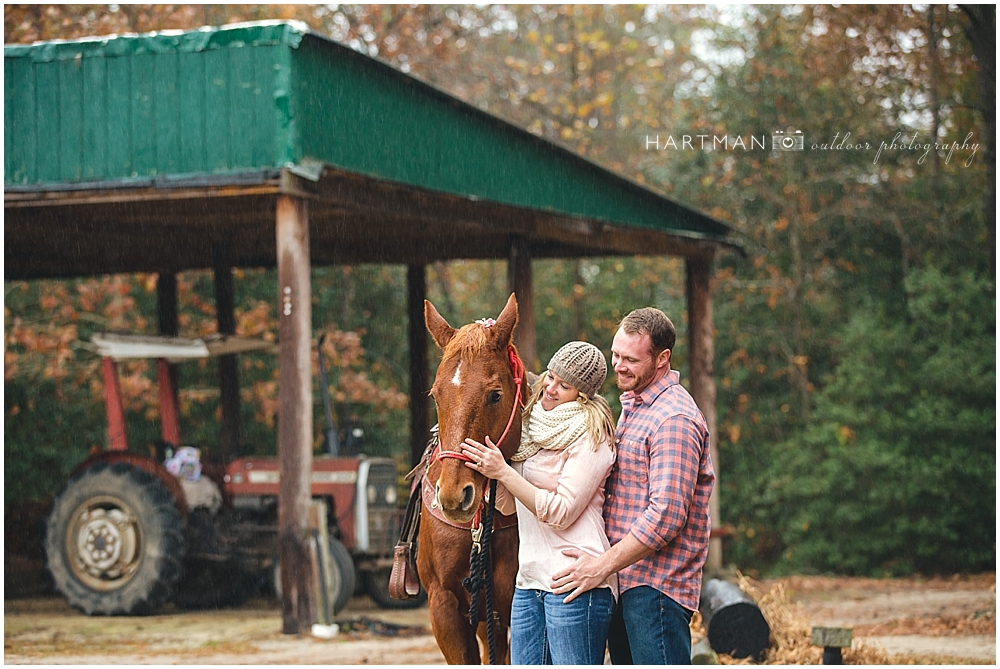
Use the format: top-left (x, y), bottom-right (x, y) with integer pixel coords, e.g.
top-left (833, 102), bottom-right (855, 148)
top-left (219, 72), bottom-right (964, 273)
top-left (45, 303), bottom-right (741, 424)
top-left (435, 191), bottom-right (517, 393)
top-left (435, 344), bottom-right (526, 465)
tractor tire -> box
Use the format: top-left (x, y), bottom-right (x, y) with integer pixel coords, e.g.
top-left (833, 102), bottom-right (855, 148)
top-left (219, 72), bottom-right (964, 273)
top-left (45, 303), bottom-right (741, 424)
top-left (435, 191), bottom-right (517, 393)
top-left (273, 536), bottom-right (356, 616)
top-left (172, 560), bottom-right (264, 610)
top-left (365, 565), bottom-right (428, 610)
top-left (327, 536), bottom-right (357, 614)
top-left (45, 462), bottom-right (186, 615)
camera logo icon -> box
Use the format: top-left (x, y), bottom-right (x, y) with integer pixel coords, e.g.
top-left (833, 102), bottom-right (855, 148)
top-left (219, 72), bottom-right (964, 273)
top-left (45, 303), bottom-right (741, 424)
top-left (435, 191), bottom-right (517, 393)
top-left (772, 130), bottom-right (804, 151)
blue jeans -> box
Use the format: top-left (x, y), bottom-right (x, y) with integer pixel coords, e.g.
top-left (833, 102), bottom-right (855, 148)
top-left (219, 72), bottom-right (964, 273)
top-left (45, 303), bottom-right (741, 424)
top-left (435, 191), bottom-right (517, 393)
top-left (510, 587), bottom-right (616, 665)
top-left (607, 586), bottom-right (694, 664)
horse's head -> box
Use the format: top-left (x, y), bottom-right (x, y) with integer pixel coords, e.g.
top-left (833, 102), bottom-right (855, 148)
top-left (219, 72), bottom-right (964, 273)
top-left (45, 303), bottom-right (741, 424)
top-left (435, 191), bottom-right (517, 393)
top-left (425, 293), bottom-right (523, 525)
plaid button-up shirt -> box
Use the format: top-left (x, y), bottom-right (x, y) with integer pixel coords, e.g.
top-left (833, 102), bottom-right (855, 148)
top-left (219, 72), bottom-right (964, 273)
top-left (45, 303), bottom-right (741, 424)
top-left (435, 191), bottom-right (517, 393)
top-left (603, 369), bottom-right (714, 612)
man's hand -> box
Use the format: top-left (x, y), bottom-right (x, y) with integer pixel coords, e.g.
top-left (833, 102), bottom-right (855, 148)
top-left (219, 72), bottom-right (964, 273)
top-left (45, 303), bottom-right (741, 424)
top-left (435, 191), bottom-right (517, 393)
top-left (551, 548), bottom-right (609, 603)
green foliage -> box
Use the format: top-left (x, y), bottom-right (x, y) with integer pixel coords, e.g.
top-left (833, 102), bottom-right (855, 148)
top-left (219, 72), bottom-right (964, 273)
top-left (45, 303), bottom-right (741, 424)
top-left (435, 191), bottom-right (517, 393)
top-left (4, 380), bottom-right (101, 502)
top-left (765, 269), bottom-right (995, 574)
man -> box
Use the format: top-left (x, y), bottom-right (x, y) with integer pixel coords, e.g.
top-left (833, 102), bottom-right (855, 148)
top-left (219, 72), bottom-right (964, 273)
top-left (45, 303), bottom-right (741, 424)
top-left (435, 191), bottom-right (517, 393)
top-left (551, 307), bottom-right (714, 664)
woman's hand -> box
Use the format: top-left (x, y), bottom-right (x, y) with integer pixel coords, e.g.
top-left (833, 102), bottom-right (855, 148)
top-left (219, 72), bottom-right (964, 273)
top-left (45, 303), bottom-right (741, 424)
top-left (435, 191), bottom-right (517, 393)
top-left (464, 436), bottom-right (539, 516)
top-left (461, 436), bottom-right (507, 480)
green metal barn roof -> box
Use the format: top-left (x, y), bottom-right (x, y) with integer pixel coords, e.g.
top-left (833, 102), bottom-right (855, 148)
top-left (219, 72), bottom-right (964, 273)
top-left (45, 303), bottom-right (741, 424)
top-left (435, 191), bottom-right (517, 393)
top-left (4, 21), bottom-right (735, 279)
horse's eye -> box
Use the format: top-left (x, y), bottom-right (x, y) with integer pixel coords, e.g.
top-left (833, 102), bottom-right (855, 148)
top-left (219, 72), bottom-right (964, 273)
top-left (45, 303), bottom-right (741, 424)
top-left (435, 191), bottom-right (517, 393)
top-left (487, 390), bottom-right (502, 405)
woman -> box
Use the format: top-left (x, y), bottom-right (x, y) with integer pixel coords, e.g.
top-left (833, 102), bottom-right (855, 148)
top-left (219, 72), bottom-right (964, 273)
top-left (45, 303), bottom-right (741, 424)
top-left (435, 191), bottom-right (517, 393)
top-left (462, 341), bottom-right (617, 665)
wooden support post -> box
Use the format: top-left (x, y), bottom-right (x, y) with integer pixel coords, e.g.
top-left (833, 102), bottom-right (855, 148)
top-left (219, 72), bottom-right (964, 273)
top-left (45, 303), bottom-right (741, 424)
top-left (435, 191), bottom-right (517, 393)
top-left (214, 244), bottom-right (241, 458)
top-left (407, 264), bottom-right (430, 467)
top-left (507, 234), bottom-right (538, 371)
top-left (276, 194), bottom-right (315, 635)
top-left (811, 626), bottom-right (852, 664)
top-left (309, 501), bottom-right (334, 626)
top-left (687, 254), bottom-right (722, 573)
top-left (156, 272), bottom-right (180, 424)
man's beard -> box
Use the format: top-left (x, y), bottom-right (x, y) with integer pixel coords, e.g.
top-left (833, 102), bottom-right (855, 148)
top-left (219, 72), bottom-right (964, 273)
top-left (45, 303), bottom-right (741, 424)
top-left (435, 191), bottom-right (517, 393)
top-left (616, 362), bottom-right (656, 393)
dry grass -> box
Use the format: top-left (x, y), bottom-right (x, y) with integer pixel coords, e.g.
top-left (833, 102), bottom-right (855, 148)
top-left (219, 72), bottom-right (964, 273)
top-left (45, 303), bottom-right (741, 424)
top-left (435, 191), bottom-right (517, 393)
top-left (857, 611), bottom-right (995, 638)
top-left (691, 572), bottom-right (891, 665)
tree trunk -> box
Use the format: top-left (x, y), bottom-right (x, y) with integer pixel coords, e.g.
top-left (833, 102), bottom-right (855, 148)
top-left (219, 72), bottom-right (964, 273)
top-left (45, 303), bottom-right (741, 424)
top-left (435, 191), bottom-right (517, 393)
top-left (959, 5), bottom-right (996, 275)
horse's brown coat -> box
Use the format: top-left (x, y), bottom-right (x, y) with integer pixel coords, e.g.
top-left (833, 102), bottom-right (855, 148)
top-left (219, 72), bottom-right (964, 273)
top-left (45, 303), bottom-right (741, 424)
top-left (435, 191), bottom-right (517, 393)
top-left (419, 294), bottom-right (522, 664)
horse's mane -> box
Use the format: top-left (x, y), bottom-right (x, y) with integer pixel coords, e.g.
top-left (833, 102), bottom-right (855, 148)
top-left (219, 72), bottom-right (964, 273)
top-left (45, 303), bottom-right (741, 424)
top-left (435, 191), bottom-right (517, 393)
top-left (441, 323), bottom-right (494, 364)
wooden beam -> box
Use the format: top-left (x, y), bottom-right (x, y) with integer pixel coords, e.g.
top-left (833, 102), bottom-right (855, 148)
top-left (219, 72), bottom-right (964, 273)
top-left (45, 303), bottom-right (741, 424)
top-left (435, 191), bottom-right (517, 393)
top-left (407, 265), bottom-right (430, 467)
top-left (686, 254), bottom-right (722, 572)
top-left (507, 234), bottom-right (538, 372)
top-left (214, 244), bottom-right (241, 459)
top-left (3, 179), bottom-right (282, 208)
top-left (532, 216), bottom-right (725, 259)
top-left (276, 194), bottom-right (316, 634)
top-left (5, 177), bottom-right (735, 280)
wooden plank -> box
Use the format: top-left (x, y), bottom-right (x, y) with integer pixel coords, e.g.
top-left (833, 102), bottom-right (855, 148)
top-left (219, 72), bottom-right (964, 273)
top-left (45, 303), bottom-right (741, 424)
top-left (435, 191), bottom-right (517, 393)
top-left (58, 57), bottom-right (84, 181)
top-left (686, 255), bottom-right (721, 572)
top-left (230, 48), bottom-right (255, 168)
top-left (131, 54), bottom-right (156, 175)
top-left (105, 56), bottom-right (132, 176)
top-left (5, 56), bottom-right (37, 184)
top-left (154, 52), bottom-right (181, 174)
top-left (811, 627), bottom-right (853, 648)
top-left (204, 48), bottom-right (231, 171)
top-left (407, 265), bottom-right (430, 467)
top-left (82, 57), bottom-right (108, 179)
top-left (276, 193), bottom-right (315, 634)
top-left (4, 57), bottom-right (17, 181)
top-left (178, 51), bottom-right (206, 174)
top-left (533, 215), bottom-right (721, 260)
top-left (507, 234), bottom-right (537, 371)
top-left (35, 62), bottom-right (61, 183)
top-left (252, 46), bottom-right (275, 168)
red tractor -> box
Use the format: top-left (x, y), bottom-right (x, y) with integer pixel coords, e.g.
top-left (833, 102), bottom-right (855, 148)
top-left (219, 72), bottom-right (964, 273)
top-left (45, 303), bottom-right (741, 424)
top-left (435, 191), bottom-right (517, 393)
top-left (44, 332), bottom-right (421, 615)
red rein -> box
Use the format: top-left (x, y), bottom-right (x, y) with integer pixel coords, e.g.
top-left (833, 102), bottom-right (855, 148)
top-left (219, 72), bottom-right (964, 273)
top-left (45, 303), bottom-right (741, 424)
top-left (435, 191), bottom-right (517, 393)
top-left (436, 344), bottom-right (526, 465)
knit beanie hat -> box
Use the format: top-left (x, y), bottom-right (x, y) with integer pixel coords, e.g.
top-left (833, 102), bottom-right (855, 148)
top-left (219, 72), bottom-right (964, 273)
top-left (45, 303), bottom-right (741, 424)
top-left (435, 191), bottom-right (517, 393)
top-left (546, 341), bottom-right (607, 399)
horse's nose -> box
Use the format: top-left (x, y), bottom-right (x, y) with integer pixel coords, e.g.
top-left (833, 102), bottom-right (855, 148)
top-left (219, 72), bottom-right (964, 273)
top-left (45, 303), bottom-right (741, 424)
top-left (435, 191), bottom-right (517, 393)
top-left (460, 483), bottom-right (476, 512)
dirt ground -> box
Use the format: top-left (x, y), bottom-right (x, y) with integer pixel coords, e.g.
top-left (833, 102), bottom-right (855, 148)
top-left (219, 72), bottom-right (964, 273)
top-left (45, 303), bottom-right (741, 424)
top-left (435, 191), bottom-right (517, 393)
top-left (3, 573), bottom-right (995, 664)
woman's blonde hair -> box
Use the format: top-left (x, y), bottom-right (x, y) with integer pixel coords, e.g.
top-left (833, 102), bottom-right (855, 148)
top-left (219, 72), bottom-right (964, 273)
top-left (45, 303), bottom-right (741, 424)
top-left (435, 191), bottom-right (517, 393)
top-left (522, 372), bottom-right (617, 452)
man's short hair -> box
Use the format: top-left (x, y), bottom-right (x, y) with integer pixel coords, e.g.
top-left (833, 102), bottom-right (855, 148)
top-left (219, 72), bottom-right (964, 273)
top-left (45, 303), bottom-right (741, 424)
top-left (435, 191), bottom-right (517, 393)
top-left (619, 307), bottom-right (676, 355)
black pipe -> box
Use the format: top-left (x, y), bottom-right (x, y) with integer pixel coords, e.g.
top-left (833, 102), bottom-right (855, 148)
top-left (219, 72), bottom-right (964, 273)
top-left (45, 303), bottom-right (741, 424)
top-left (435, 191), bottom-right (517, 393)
top-left (699, 578), bottom-right (770, 660)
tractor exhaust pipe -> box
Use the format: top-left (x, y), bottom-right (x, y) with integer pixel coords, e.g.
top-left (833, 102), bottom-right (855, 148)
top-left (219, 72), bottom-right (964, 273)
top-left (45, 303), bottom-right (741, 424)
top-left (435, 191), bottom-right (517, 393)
top-left (318, 334), bottom-right (340, 456)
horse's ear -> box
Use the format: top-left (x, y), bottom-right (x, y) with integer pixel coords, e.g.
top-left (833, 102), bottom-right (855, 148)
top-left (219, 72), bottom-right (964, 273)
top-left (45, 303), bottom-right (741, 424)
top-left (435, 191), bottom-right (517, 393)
top-left (425, 299), bottom-right (456, 350)
top-left (493, 293), bottom-right (519, 348)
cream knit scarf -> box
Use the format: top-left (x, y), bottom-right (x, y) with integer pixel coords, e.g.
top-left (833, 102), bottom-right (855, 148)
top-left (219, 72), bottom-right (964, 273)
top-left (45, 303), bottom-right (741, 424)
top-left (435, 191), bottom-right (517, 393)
top-left (511, 400), bottom-right (588, 462)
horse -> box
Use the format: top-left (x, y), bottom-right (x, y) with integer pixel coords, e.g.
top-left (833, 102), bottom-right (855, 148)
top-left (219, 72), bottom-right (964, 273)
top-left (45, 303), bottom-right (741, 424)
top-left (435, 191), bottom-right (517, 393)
top-left (417, 294), bottom-right (523, 664)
